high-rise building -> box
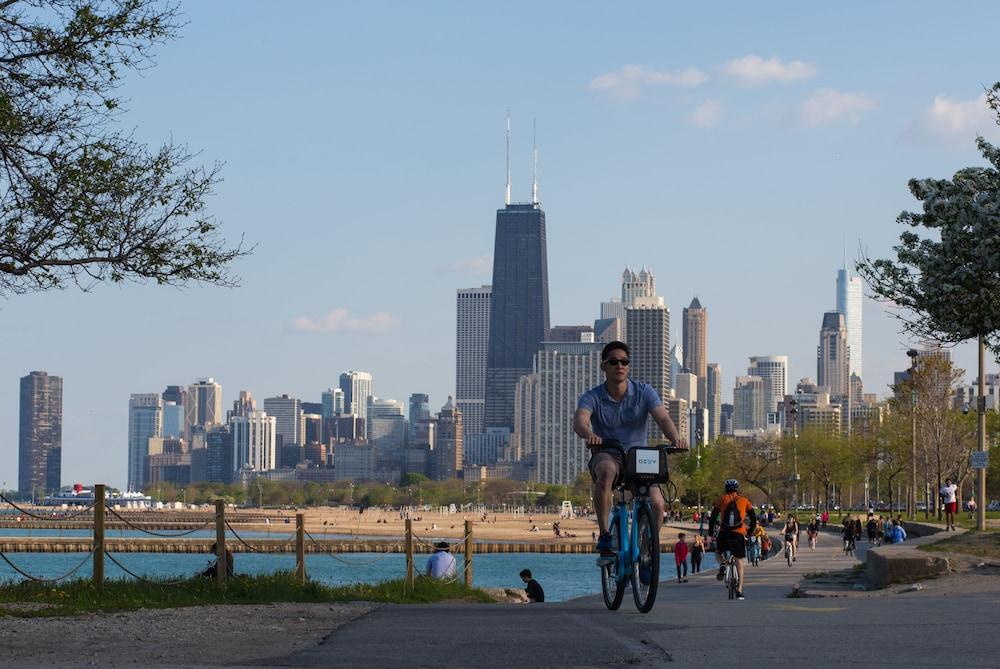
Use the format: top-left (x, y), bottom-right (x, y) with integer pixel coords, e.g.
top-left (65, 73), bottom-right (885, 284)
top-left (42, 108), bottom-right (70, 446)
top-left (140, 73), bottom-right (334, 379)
top-left (513, 373), bottom-right (540, 462)
top-left (366, 398), bottom-right (404, 441)
top-left (339, 371), bottom-right (373, 419)
top-left (408, 393), bottom-right (430, 441)
top-left (531, 341), bottom-right (603, 484)
top-left (432, 397), bottom-right (463, 480)
top-left (593, 317), bottom-right (621, 344)
top-left (748, 355), bottom-right (789, 415)
top-left (665, 398), bottom-right (689, 448)
top-left (818, 312), bottom-right (850, 398)
top-left (720, 403), bottom-right (734, 436)
top-left (836, 268), bottom-right (863, 381)
top-left (231, 411), bottom-right (277, 473)
top-left (621, 266), bottom-right (656, 304)
top-left (263, 394), bottom-right (303, 448)
top-left (706, 363), bottom-right (722, 441)
top-left (682, 297), bottom-right (708, 403)
top-left (548, 325), bottom-right (595, 343)
top-left (670, 343), bottom-right (683, 392)
top-left (128, 393), bottom-right (162, 491)
top-left (733, 376), bottom-right (766, 431)
top-left (456, 285), bottom-right (491, 438)
top-left (227, 390), bottom-right (257, 423)
top-left (186, 378), bottom-right (222, 443)
top-left (484, 202), bottom-right (550, 432)
top-left (674, 371), bottom-right (698, 406)
top-left (626, 294), bottom-right (670, 438)
top-left (162, 385), bottom-right (186, 406)
top-left (18, 371), bottom-right (62, 497)
top-left (321, 388), bottom-right (345, 418)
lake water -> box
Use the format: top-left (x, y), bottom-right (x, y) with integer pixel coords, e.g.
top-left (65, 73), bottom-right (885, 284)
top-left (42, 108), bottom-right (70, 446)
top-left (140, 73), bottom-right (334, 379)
top-left (0, 551), bottom-right (718, 602)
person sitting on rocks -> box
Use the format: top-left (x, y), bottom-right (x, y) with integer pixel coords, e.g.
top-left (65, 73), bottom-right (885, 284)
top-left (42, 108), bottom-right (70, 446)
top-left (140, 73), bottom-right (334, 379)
top-left (201, 542), bottom-right (234, 580)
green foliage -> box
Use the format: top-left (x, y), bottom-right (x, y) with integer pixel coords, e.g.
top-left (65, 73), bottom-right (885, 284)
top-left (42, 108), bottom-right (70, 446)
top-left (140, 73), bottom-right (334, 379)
top-left (0, 573), bottom-right (492, 617)
top-left (0, 0), bottom-right (249, 295)
top-left (398, 472), bottom-right (429, 487)
top-left (857, 84), bottom-right (1000, 354)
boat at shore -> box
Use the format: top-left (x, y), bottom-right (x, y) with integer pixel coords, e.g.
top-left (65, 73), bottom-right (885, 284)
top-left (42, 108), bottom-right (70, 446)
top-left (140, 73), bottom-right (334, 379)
top-left (39, 484), bottom-right (153, 509)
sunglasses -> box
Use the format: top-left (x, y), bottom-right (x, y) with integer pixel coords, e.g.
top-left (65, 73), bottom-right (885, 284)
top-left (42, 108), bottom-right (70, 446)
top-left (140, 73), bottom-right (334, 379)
top-left (605, 358), bottom-right (630, 367)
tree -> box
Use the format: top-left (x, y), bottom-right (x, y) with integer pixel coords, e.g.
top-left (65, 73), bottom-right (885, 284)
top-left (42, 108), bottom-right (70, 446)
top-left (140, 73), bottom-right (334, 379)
top-left (712, 437), bottom-right (787, 507)
top-left (0, 0), bottom-right (247, 295)
top-left (792, 428), bottom-right (853, 513)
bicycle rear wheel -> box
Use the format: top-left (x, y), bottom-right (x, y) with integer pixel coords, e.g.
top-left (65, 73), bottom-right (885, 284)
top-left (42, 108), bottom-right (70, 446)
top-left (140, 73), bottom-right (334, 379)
top-left (726, 561), bottom-right (737, 600)
top-left (601, 515), bottom-right (625, 611)
top-left (631, 506), bottom-right (659, 613)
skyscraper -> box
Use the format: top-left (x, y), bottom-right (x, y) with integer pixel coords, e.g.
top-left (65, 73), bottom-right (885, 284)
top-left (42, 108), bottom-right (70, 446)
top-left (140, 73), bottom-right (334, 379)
top-left (733, 376), bottom-right (766, 431)
top-left (263, 394), bottom-right (303, 448)
top-left (456, 285), bottom-right (491, 438)
top-left (432, 397), bottom-right (463, 480)
top-left (321, 388), bottom-right (345, 418)
top-left (531, 341), bottom-right (604, 484)
top-left (484, 202), bottom-right (550, 431)
top-left (626, 294), bottom-right (671, 440)
top-left (682, 297), bottom-right (708, 403)
top-left (836, 268), bottom-right (863, 381)
top-left (186, 378), bottom-right (222, 443)
top-left (818, 312), bottom-right (850, 397)
top-left (339, 371), bottom-right (373, 419)
top-left (408, 393), bottom-right (430, 440)
top-left (128, 393), bottom-right (162, 491)
top-left (748, 355), bottom-right (789, 415)
top-left (706, 363), bottom-right (722, 441)
top-left (231, 411), bottom-right (277, 473)
top-left (18, 371), bottom-right (62, 497)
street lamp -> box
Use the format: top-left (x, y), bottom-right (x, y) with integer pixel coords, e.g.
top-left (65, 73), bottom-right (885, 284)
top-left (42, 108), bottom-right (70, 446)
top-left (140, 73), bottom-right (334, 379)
top-left (789, 400), bottom-right (799, 511)
top-left (907, 349), bottom-right (919, 520)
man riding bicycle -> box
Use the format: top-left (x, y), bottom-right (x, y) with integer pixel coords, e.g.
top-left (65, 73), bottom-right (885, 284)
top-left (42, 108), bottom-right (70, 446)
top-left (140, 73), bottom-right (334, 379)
top-left (573, 340), bottom-right (687, 556)
top-left (707, 479), bottom-right (757, 601)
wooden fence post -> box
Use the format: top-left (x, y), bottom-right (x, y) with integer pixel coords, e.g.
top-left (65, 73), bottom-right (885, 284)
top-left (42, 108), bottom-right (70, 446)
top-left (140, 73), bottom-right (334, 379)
top-left (464, 520), bottom-right (473, 588)
top-left (93, 484), bottom-right (105, 591)
top-left (215, 499), bottom-right (227, 586)
top-left (405, 518), bottom-right (414, 588)
top-left (295, 513), bottom-right (306, 583)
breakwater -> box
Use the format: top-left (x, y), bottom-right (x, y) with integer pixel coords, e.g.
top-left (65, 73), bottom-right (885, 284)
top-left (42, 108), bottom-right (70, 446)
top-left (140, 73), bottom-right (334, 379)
top-left (0, 537), bottom-right (679, 554)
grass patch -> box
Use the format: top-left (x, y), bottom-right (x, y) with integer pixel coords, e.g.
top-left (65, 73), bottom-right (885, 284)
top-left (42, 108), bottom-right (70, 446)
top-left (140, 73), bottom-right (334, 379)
top-left (918, 530), bottom-right (1000, 561)
top-left (0, 572), bottom-right (493, 618)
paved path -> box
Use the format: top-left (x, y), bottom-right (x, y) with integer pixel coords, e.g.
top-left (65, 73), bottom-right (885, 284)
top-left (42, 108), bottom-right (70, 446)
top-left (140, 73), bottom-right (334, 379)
top-left (233, 528), bottom-right (1000, 668)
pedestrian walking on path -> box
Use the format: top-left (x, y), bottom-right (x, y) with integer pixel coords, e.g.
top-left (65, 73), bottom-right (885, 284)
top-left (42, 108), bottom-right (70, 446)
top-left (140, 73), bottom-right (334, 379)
top-left (690, 534), bottom-right (704, 573)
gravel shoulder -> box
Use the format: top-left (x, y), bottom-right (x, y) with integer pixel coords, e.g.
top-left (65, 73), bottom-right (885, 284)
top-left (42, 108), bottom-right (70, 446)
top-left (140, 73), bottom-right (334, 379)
top-left (0, 602), bottom-right (375, 668)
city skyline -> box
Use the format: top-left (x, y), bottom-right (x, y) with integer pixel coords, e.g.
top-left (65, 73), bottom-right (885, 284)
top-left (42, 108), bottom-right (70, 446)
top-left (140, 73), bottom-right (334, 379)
top-left (3, 2), bottom-right (1000, 488)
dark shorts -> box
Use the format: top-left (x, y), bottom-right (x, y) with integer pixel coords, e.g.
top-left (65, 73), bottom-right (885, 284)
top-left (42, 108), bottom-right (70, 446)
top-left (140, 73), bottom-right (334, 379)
top-left (588, 447), bottom-right (624, 484)
top-left (945, 501), bottom-right (958, 514)
top-left (717, 531), bottom-right (747, 559)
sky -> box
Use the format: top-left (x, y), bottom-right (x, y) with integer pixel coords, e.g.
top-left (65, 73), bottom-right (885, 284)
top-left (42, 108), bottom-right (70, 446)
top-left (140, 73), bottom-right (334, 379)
top-left (3, 1), bottom-right (1000, 490)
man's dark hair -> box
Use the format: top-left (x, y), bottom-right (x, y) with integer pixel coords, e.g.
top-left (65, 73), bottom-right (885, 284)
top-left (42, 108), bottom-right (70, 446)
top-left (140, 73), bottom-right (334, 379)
top-left (601, 341), bottom-right (630, 361)
top-left (520, 569), bottom-right (532, 579)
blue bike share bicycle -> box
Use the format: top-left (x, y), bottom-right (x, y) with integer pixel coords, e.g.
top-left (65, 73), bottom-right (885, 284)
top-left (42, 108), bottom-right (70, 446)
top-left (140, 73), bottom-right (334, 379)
top-left (599, 440), bottom-right (684, 613)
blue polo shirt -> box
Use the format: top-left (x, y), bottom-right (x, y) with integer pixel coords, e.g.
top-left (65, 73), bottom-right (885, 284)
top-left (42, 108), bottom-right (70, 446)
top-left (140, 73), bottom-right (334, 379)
top-left (577, 379), bottom-right (663, 449)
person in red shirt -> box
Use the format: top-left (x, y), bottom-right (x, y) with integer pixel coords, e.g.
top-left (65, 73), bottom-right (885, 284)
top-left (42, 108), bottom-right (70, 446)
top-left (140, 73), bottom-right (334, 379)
top-left (674, 532), bottom-right (690, 582)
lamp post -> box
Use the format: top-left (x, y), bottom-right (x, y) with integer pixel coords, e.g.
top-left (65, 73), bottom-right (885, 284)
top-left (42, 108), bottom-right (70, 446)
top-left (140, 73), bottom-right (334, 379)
top-left (789, 400), bottom-right (799, 511)
top-left (696, 427), bottom-right (704, 532)
top-left (976, 336), bottom-right (988, 531)
top-left (907, 349), bottom-right (919, 520)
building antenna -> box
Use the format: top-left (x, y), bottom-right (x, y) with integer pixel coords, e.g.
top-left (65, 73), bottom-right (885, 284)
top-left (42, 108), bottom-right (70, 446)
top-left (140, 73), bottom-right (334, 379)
top-left (531, 118), bottom-right (539, 205)
top-left (505, 110), bottom-right (511, 206)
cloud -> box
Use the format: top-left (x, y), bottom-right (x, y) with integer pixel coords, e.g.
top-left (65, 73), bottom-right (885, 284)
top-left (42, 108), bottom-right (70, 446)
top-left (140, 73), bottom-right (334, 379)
top-left (909, 93), bottom-right (999, 141)
top-left (450, 255), bottom-right (492, 275)
top-left (587, 65), bottom-right (707, 99)
top-left (724, 55), bottom-right (817, 86)
top-left (800, 88), bottom-right (876, 126)
top-left (689, 100), bottom-right (723, 127)
top-left (293, 309), bottom-right (399, 334)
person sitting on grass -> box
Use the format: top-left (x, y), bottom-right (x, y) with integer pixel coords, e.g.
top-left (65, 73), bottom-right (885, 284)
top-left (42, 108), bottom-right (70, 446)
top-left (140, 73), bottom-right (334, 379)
top-left (201, 542), bottom-right (234, 580)
top-left (426, 541), bottom-right (456, 580)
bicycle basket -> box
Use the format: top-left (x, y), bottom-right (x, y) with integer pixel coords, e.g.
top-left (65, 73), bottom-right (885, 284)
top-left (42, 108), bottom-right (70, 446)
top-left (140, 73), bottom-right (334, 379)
top-left (625, 447), bottom-right (669, 485)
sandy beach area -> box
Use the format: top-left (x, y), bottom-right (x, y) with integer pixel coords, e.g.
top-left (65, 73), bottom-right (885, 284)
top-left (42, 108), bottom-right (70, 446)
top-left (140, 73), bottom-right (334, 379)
top-left (230, 507), bottom-right (688, 546)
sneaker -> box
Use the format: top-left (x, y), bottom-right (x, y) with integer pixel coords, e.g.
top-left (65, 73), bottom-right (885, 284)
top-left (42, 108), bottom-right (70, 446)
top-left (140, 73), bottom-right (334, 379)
top-left (682, 578), bottom-right (688, 583)
top-left (736, 591), bottom-right (746, 600)
top-left (596, 532), bottom-right (614, 556)
top-left (716, 566), bottom-right (726, 581)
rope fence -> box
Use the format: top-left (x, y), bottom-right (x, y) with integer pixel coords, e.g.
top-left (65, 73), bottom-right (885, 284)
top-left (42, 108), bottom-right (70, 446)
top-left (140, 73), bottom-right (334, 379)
top-left (0, 484), bottom-right (485, 591)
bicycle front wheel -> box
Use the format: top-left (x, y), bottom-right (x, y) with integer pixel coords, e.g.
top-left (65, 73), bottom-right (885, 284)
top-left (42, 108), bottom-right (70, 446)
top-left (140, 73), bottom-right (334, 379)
top-left (601, 515), bottom-right (625, 611)
top-left (631, 505), bottom-right (659, 613)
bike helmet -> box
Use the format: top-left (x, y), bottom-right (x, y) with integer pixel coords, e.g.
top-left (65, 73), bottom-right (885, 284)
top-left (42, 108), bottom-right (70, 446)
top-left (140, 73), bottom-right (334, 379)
top-left (724, 479), bottom-right (740, 492)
